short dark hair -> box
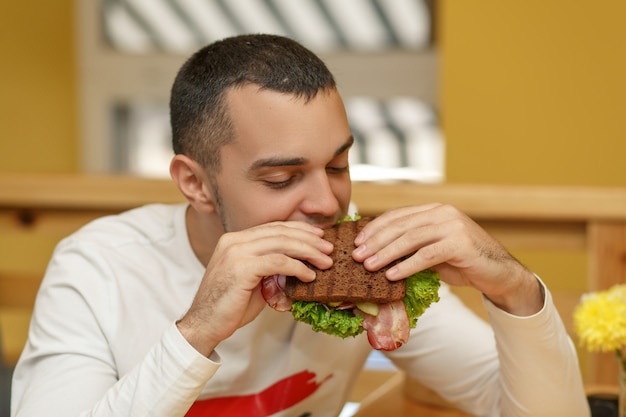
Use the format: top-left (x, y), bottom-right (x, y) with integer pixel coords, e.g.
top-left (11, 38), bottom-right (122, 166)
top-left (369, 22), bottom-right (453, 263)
top-left (170, 34), bottom-right (337, 173)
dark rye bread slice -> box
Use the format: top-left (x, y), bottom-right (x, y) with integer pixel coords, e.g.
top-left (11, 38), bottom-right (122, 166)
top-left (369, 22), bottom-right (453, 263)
top-left (285, 217), bottom-right (406, 303)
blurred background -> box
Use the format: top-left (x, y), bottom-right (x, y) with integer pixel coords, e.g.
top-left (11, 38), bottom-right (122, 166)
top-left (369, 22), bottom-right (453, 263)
top-left (1, 0), bottom-right (445, 183)
top-left (2, 0), bottom-right (626, 186)
top-left (1, 1), bottom-right (626, 410)
top-left (3, 0), bottom-right (625, 297)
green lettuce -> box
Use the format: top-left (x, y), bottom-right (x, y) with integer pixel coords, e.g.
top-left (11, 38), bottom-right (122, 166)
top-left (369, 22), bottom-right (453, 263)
top-left (291, 269), bottom-right (440, 338)
top-left (291, 301), bottom-right (364, 338)
top-left (339, 213), bottom-right (361, 223)
top-left (403, 269), bottom-right (440, 328)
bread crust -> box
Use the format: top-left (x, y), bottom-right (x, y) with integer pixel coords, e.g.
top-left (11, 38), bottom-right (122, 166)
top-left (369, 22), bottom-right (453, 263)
top-left (285, 217), bottom-right (406, 303)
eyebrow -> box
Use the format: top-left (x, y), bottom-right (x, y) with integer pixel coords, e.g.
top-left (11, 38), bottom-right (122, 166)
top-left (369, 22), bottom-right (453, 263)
top-left (248, 135), bottom-right (354, 171)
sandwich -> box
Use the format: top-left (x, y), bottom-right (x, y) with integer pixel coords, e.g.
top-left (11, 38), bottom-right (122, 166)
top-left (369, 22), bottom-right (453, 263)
top-left (262, 215), bottom-right (440, 351)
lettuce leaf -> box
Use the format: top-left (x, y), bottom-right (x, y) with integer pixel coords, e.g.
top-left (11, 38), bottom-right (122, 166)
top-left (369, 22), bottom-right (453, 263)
top-left (291, 301), bottom-right (364, 338)
top-left (403, 269), bottom-right (440, 328)
top-left (338, 213), bottom-right (361, 223)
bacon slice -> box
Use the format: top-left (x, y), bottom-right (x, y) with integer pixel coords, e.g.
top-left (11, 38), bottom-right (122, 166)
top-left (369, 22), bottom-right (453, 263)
top-left (261, 275), bottom-right (292, 312)
top-left (357, 300), bottom-right (410, 351)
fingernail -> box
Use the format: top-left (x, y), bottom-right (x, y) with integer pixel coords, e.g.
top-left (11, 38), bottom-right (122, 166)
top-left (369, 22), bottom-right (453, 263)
top-left (386, 265), bottom-right (399, 279)
top-left (353, 244), bottom-right (366, 257)
top-left (364, 254), bottom-right (378, 269)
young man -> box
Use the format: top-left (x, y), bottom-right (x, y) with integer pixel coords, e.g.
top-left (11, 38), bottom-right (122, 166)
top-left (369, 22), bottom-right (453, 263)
top-left (12, 34), bottom-right (589, 417)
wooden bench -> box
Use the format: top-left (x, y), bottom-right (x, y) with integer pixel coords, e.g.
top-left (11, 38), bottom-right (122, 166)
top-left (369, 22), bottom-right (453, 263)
top-left (1, 174), bottom-right (625, 391)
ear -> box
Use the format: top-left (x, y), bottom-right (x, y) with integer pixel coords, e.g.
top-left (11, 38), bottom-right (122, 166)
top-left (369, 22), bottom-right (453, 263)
top-left (169, 154), bottom-right (217, 214)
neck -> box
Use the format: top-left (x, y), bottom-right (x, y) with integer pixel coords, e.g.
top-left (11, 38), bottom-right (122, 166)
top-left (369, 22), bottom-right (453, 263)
top-left (185, 205), bottom-right (224, 266)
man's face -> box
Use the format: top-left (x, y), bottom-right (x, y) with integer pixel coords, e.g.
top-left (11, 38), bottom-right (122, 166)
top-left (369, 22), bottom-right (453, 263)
top-left (210, 84), bottom-right (353, 232)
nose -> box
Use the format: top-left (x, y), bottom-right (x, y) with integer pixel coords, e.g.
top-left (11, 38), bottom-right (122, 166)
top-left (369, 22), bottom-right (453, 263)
top-left (300, 171), bottom-right (341, 219)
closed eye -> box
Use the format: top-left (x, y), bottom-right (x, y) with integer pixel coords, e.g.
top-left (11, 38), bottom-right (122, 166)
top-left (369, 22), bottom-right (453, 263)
top-left (264, 177), bottom-right (295, 189)
top-left (327, 165), bottom-right (349, 174)
top-left (261, 171), bottom-right (302, 189)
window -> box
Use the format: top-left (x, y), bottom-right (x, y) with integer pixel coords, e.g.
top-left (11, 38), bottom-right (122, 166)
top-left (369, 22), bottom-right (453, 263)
top-left (76, 0), bottom-right (443, 182)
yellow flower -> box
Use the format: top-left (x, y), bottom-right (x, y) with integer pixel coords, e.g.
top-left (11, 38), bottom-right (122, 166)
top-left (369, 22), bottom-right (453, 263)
top-left (573, 284), bottom-right (626, 353)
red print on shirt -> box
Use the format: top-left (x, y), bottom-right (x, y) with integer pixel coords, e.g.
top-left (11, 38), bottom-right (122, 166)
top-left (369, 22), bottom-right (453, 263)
top-left (185, 370), bottom-right (332, 417)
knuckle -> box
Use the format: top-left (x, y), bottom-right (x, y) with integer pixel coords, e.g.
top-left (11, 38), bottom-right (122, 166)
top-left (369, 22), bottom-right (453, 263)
top-left (417, 245), bottom-right (439, 263)
top-left (266, 253), bottom-right (291, 269)
top-left (217, 231), bottom-right (238, 249)
top-left (439, 203), bottom-right (461, 217)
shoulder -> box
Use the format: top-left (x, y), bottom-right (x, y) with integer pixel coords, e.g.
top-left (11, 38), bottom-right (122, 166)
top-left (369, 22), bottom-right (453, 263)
top-left (61, 203), bottom-right (187, 249)
top-left (41, 203), bottom-right (196, 303)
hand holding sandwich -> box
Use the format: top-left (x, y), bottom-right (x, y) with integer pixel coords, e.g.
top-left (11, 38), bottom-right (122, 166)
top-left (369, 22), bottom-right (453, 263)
top-left (177, 221), bottom-right (333, 357)
top-left (352, 204), bottom-right (544, 316)
top-left (262, 215), bottom-right (440, 351)
top-left (181, 202), bottom-right (542, 357)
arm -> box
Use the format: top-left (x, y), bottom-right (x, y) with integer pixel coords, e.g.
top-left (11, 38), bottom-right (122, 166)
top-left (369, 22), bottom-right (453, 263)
top-left (387, 282), bottom-right (590, 416)
top-left (353, 204), bottom-right (590, 416)
top-left (353, 204), bottom-right (543, 316)
top-left (485, 278), bottom-right (590, 416)
top-left (175, 221), bottom-right (333, 356)
top-left (12, 325), bottom-right (218, 417)
top-left (12, 221), bottom-right (332, 416)
top-left (11, 242), bottom-right (219, 417)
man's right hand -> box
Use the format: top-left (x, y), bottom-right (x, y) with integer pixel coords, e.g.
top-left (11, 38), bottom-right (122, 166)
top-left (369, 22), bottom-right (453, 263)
top-left (176, 221), bottom-right (333, 356)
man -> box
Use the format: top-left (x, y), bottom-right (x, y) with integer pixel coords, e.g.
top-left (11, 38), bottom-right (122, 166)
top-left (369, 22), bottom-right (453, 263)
top-left (12, 34), bottom-right (589, 416)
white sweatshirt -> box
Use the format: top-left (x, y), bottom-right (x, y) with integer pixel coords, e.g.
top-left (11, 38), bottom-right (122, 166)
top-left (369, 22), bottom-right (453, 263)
top-left (11, 204), bottom-right (590, 417)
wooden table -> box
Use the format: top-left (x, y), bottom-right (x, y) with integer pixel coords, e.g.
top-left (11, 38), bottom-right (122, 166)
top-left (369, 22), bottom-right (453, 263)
top-left (352, 370), bottom-right (470, 417)
top-left (404, 400), bottom-right (470, 416)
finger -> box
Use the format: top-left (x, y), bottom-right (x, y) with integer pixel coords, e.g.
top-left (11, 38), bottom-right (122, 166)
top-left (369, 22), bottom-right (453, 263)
top-left (217, 230), bottom-right (334, 279)
top-left (354, 203), bottom-right (443, 245)
top-left (354, 212), bottom-right (444, 265)
top-left (354, 205), bottom-right (445, 253)
top-left (355, 205), bottom-right (469, 262)
top-left (361, 213), bottom-right (476, 274)
top-left (246, 220), bottom-right (326, 239)
top-left (222, 223), bottom-right (333, 258)
top-left (249, 230), bottom-right (334, 268)
top-left (384, 240), bottom-right (459, 281)
top-left (359, 221), bottom-right (444, 272)
top-left (233, 252), bottom-right (320, 283)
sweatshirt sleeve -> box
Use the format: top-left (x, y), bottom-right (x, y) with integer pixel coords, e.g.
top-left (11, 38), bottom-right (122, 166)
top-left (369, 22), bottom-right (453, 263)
top-left (483, 279), bottom-right (590, 417)
top-left (88, 324), bottom-right (221, 416)
top-left (12, 320), bottom-right (219, 417)
top-left (387, 280), bottom-right (590, 417)
top-left (11, 238), bottom-right (220, 417)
